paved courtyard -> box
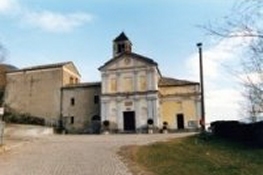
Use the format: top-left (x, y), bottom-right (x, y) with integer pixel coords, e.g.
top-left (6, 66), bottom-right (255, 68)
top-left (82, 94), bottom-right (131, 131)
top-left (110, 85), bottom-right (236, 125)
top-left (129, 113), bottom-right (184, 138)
top-left (0, 133), bottom-right (194, 175)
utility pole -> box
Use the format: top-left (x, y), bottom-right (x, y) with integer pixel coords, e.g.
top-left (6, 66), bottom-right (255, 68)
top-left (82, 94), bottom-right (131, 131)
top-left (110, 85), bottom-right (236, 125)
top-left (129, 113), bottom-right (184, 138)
top-left (197, 43), bottom-right (205, 131)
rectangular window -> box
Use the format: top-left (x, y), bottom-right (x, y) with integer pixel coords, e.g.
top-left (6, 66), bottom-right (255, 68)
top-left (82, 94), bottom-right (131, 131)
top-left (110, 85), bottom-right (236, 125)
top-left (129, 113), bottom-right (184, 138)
top-left (75, 78), bottom-right (79, 84)
top-left (94, 95), bottom-right (99, 104)
top-left (117, 44), bottom-right (125, 53)
top-left (70, 116), bottom-right (74, 124)
top-left (71, 97), bottom-right (75, 106)
top-left (188, 120), bottom-right (198, 128)
top-left (69, 77), bottom-right (74, 84)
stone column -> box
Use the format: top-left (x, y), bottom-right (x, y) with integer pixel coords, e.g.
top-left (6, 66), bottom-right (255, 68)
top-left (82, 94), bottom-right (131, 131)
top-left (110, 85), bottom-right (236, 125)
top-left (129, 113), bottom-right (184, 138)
top-left (147, 69), bottom-right (152, 91)
top-left (117, 98), bottom-right (123, 131)
top-left (116, 71), bottom-right (121, 92)
top-left (135, 97), bottom-right (140, 129)
top-left (152, 98), bottom-right (159, 127)
top-left (147, 97), bottom-right (159, 127)
top-left (134, 71), bottom-right (138, 92)
top-left (101, 101), bottom-right (109, 121)
top-left (151, 69), bottom-right (157, 90)
top-left (147, 99), bottom-right (153, 119)
top-left (101, 73), bottom-right (108, 94)
top-left (101, 101), bottom-right (106, 122)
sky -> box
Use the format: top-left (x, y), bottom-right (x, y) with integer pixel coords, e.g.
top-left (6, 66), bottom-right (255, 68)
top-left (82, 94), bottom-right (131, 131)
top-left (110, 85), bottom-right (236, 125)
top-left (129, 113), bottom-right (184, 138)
top-left (0, 0), bottom-right (248, 123)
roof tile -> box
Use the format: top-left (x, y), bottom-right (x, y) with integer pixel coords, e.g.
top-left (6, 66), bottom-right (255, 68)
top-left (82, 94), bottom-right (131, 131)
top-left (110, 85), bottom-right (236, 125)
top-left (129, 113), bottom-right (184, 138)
top-left (113, 32), bottom-right (130, 42)
top-left (159, 77), bottom-right (199, 86)
top-left (7, 61), bottom-right (73, 73)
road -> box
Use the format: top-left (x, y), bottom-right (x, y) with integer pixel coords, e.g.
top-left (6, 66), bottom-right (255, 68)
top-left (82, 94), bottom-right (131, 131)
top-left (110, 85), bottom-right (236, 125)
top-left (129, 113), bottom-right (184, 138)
top-left (0, 133), bottom-right (194, 175)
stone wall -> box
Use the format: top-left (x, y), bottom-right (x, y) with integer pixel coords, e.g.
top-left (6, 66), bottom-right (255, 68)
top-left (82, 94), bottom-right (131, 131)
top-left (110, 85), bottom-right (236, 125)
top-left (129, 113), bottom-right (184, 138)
top-left (62, 83), bottom-right (101, 133)
top-left (4, 63), bottom-right (80, 126)
top-left (4, 69), bottom-right (63, 124)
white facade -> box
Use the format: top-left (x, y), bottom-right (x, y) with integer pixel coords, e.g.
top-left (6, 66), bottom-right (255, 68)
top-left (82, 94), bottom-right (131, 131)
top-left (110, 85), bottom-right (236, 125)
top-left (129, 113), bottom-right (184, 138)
top-left (100, 53), bottom-right (160, 131)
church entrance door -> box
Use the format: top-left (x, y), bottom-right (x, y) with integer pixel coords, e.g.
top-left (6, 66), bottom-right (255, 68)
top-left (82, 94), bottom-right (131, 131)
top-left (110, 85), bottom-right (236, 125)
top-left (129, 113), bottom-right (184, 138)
top-left (123, 111), bottom-right (136, 131)
top-left (176, 114), bottom-right (185, 129)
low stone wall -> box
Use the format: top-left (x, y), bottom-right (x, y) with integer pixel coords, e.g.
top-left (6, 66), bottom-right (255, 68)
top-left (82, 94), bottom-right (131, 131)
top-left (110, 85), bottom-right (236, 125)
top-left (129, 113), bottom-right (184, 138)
top-left (4, 124), bottom-right (54, 139)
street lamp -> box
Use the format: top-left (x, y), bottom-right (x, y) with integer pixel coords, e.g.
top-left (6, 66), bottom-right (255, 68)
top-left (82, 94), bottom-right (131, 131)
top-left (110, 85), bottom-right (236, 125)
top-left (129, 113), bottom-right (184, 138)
top-left (197, 43), bottom-right (205, 131)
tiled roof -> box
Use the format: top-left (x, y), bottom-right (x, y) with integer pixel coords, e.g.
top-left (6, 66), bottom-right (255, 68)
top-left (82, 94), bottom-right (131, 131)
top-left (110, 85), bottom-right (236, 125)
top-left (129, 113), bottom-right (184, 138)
top-left (7, 61), bottom-right (73, 73)
top-left (159, 77), bottom-right (199, 86)
top-left (98, 52), bottom-right (158, 70)
top-left (63, 82), bottom-right (101, 89)
top-left (0, 64), bottom-right (18, 71)
top-left (128, 52), bottom-right (157, 65)
top-left (113, 32), bottom-right (130, 42)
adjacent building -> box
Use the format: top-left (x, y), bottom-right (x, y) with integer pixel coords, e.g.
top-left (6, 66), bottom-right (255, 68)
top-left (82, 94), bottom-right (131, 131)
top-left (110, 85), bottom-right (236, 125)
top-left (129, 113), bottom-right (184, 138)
top-left (159, 77), bottom-right (200, 130)
top-left (61, 82), bottom-right (101, 133)
top-left (0, 64), bottom-right (17, 105)
top-left (2, 32), bottom-right (201, 133)
top-left (4, 62), bottom-right (80, 125)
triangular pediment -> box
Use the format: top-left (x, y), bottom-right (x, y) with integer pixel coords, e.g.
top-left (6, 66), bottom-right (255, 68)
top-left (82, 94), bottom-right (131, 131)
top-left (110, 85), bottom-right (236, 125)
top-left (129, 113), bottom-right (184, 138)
top-left (64, 62), bottom-right (81, 77)
top-left (98, 52), bottom-right (158, 71)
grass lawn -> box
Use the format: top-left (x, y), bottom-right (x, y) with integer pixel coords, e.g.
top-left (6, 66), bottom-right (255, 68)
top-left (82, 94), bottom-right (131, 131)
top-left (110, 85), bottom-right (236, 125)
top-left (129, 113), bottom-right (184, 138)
top-left (124, 134), bottom-right (263, 175)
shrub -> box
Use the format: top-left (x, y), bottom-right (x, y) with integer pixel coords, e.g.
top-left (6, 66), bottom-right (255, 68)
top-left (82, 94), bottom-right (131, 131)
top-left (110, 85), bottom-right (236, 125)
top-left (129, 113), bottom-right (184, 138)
top-left (3, 112), bottom-right (45, 126)
top-left (211, 120), bottom-right (263, 147)
top-left (251, 121), bottom-right (263, 147)
top-left (210, 121), bottom-right (240, 139)
top-left (162, 121), bottom-right (168, 130)
top-left (147, 119), bottom-right (154, 125)
top-left (103, 120), bottom-right (110, 127)
top-left (162, 126), bottom-right (167, 130)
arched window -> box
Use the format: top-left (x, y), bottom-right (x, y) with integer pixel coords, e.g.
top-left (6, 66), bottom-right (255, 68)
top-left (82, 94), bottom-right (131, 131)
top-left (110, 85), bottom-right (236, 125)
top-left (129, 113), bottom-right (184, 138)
top-left (92, 115), bottom-right (101, 121)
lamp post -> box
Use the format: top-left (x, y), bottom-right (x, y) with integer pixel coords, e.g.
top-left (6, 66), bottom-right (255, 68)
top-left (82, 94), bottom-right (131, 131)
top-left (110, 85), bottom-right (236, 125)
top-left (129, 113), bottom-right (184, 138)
top-left (197, 43), bottom-right (205, 131)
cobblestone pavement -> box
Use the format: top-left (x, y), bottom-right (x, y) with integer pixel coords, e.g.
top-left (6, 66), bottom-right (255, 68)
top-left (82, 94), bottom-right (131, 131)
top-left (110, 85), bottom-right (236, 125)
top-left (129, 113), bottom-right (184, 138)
top-left (0, 133), bottom-right (195, 175)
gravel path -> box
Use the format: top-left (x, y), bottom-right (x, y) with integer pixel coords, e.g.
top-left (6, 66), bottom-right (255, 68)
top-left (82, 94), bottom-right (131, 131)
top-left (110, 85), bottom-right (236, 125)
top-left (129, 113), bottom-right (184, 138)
top-left (0, 133), bottom-right (195, 175)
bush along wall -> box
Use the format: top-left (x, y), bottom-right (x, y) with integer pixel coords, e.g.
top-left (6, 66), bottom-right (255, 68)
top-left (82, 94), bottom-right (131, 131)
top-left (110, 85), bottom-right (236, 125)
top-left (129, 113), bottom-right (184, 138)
top-left (211, 120), bottom-right (263, 147)
top-left (3, 112), bottom-right (45, 126)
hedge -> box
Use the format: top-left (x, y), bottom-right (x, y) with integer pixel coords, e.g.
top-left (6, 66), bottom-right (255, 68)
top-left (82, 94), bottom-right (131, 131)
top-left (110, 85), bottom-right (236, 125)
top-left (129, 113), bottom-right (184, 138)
top-left (3, 113), bottom-right (45, 126)
top-left (211, 120), bottom-right (263, 147)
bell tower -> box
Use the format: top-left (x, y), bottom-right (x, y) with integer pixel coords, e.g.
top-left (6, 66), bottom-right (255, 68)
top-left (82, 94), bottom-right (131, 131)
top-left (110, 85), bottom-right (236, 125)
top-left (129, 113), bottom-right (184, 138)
top-left (113, 32), bottom-right (132, 57)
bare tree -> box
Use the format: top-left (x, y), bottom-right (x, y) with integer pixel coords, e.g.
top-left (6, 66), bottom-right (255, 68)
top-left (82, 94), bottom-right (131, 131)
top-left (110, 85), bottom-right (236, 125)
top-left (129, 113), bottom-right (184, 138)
top-left (205, 0), bottom-right (263, 121)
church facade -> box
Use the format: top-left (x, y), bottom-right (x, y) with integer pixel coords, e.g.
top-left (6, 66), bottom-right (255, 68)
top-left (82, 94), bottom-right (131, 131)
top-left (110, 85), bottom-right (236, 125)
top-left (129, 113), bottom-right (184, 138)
top-left (2, 32), bottom-right (201, 133)
top-left (98, 33), bottom-right (200, 132)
